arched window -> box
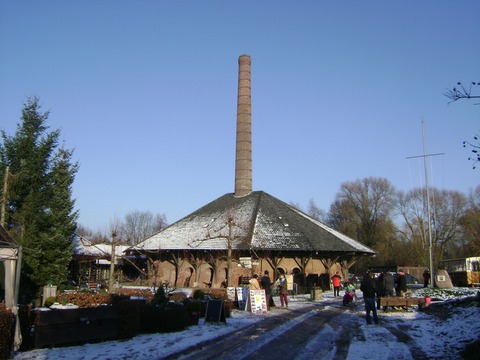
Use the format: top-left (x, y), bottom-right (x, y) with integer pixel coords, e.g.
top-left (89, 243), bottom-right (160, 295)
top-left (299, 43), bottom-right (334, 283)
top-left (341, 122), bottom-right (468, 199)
top-left (183, 267), bottom-right (193, 287)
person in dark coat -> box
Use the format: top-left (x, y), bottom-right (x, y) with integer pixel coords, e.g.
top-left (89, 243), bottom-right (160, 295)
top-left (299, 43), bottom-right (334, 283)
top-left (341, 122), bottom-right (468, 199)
top-left (380, 271), bottom-right (395, 311)
top-left (376, 273), bottom-right (384, 310)
top-left (382, 272), bottom-right (395, 297)
top-left (260, 270), bottom-right (275, 309)
top-left (395, 270), bottom-right (407, 297)
top-left (422, 270), bottom-right (430, 288)
top-left (360, 271), bottom-right (379, 325)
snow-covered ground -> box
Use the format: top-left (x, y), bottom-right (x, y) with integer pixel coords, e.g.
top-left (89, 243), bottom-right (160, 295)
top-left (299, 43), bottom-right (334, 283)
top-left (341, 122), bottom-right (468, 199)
top-left (12, 288), bottom-right (480, 360)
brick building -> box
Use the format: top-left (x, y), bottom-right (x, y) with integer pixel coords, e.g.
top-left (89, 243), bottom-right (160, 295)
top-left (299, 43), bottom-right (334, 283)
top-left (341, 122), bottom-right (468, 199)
top-left (128, 55), bottom-right (375, 290)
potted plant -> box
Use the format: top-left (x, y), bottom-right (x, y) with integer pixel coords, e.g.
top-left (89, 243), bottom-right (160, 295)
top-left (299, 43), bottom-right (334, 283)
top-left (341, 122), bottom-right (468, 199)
top-left (184, 298), bottom-right (202, 325)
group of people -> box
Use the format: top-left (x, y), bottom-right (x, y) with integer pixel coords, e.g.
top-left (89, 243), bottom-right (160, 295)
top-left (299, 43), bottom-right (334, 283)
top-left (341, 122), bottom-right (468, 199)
top-left (247, 268), bottom-right (424, 321)
top-left (332, 269), bottom-right (412, 325)
top-left (361, 269), bottom-right (413, 325)
top-left (248, 271), bottom-right (289, 309)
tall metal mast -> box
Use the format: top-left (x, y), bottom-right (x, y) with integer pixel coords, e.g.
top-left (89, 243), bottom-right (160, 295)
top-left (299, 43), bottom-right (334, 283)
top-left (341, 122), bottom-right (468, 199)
top-left (422, 120), bottom-right (435, 288)
top-left (406, 120), bottom-right (444, 288)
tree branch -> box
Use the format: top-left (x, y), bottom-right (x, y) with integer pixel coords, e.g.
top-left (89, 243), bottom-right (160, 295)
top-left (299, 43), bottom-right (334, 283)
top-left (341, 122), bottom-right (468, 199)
top-left (444, 81), bottom-right (480, 104)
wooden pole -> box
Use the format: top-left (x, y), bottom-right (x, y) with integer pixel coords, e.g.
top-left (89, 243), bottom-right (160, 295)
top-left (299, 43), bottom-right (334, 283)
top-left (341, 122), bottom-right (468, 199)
top-left (1, 166), bottom-right (9, 227)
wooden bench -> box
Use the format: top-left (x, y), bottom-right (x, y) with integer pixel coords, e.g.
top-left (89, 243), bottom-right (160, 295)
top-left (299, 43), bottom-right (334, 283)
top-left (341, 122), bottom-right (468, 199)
top-left (379, 297), bottom-right (427, 311)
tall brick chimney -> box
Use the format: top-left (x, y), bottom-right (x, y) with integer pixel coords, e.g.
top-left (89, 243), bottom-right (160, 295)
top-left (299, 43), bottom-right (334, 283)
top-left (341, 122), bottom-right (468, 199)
top-left (234, 54), bottom-right (252, 197)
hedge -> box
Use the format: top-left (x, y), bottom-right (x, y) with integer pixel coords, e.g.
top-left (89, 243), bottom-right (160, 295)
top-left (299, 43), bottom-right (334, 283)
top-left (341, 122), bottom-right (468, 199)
top-left (0, 304), bottom-right (15, 359)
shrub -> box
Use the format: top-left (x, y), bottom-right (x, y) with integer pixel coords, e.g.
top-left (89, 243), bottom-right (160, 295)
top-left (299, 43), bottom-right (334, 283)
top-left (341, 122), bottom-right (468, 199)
top-left (157, 302), bottom-right (188, 333)
top-left (203, 288), bottom-right (227, 300)
top-left (192, 289), bottom-right (206, 300)
top-left (58, 290), bottom-right (113, 307)
top-left (57, 284), bottom-right (77, 293)
top-left (44, 296), bottom-right (57, 308)
top-left (184, 298), bottom-right (202, 312)
top-left (223, 300), bottom-right (234, 318)
top-left (116, 288), bottom-right (154, 302)
top-left (169, 292), bottom-right (187, 302)
top-left (0, 304), bottom-right (15, 359)
top-left (139, 302), bottom-right (188, 333)
top-left (113, 300), bottom-right (142, 339)
top-left (139, 303), bottom-right (163, 333)
top-left (152, 285), bottom-right (168, 306)
top-left (18, 304), bottom-right (34, 351)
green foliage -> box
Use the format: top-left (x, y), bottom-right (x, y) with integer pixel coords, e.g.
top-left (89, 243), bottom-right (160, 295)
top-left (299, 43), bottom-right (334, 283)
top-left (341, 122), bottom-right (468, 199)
top-left (139, 302), bottom-right (188, 333)
top-left (169, 291), bottom-right (187, 302)
top-left (192, 289), bottom-right (205, 300)
top-left (113, 300), bottom-right (142, 339)
top-left (183, 298), bottom-right (202, 312)
top-left (57, 283), bottom-right (77, 293)
top-left (44, 296), bottom-right (57, 307)
top-left (139, 303), bottom-right (163, 333)
top-left (157, 302), bottom-right (188, 332)
top-left (0, 97), bottom-right (79, 294)
top-left (17, 304), bottom-right (34, 351)
top-left (153, 285), bottom-right (169, 305)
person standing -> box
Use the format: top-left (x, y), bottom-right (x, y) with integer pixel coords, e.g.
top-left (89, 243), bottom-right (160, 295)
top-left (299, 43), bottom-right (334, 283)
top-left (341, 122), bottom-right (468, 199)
top-left (260, 270), bottom-right (274, 309)
top-left (376, 273), bottom-right (384, 309)
top-left (360, 271), bottom-right (379, 325)
top-left (423, 269), bottom-right (430, 288)
top-left (331, 271), bottom-right (342, 297)
top-left (395, 270), bottom-right (407, 297)
top-left (380, 271), bottom-right (396, 311)
top-left (248, 274), bottom-right (260, 290)
top-left (382, 272), bottom-right (395, 297)
top-left (277, 274), bottom-right (289, 309)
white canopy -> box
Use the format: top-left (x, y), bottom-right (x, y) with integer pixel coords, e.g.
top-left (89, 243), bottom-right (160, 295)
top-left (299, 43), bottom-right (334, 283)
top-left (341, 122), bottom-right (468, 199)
top-left (0, 225), bottom-right (22, 351)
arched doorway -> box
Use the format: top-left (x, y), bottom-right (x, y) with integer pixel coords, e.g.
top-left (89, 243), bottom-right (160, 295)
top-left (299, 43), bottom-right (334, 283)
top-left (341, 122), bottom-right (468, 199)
top-left (183, 268), bottom-right (193, 287)
top-left (292, 267), bottom-right (305, 292)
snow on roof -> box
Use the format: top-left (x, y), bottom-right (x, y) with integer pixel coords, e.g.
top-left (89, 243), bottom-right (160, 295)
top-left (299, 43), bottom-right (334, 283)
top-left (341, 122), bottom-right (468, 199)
top-left (72, 234), bottom-right (129, 258)
top-left (131, 191), bottom-right (376, 255)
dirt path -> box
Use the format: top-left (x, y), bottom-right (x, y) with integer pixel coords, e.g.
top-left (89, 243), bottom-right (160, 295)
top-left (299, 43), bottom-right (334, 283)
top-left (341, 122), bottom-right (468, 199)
top-left (167, 301), bottom-right (428, 360)
top-left (165, 301), bottom-right (430, 360)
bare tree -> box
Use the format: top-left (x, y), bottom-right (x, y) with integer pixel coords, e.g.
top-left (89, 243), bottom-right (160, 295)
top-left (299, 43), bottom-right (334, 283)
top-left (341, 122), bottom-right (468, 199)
top-left (307, 198), bottom-right (327, 222)
top-left (327, 177), bottom-right (397, 249)
top-left (107, 216), bottom-right (126, 291)
top-left (123, 210), bottom-right (167, 245)
top-left (396, 190), bottom-right (429, 265)
top-left (459, 185), bottom-right (480, 255)
top-left (75, 224), bottom-right (109, 243)
top-left (76, 215), bottom-right (158, 289)
top-left (444, 81), bottom-right (480, 169)
top-left (444, 81), bottom-right (480, 103)
top-left (288, 199), bottom-right (326, 222)
top-left (463, 132), bottom-right (480, 169)
top-left (396, 187), bottom-right (467, 266)
top-left (190, 205), bottom-right (252, 287)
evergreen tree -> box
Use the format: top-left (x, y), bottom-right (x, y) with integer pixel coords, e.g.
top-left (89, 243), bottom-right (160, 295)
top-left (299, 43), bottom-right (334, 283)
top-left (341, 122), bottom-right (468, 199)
top-left (0, 97), bottom-right (78, 294)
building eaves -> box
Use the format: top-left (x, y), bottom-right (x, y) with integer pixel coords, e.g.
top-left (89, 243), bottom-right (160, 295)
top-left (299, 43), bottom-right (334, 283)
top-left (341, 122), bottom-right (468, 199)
top-left (131, 191), bottom-right (376, 256)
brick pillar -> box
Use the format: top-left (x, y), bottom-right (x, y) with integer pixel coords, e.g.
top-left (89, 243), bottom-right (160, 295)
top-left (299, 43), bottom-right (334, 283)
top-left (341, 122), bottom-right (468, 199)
top-left (235, 54), bottom-right (252, 197)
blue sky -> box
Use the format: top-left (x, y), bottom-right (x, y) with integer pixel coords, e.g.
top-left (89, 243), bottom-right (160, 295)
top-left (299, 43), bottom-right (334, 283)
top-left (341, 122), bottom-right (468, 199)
top-left (1, 1), bottom-right (479, 232)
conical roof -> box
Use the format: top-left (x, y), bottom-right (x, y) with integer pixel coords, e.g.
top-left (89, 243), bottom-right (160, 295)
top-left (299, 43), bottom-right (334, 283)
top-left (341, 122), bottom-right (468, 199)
top-left (134, 191), bottom-right (375, 256)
